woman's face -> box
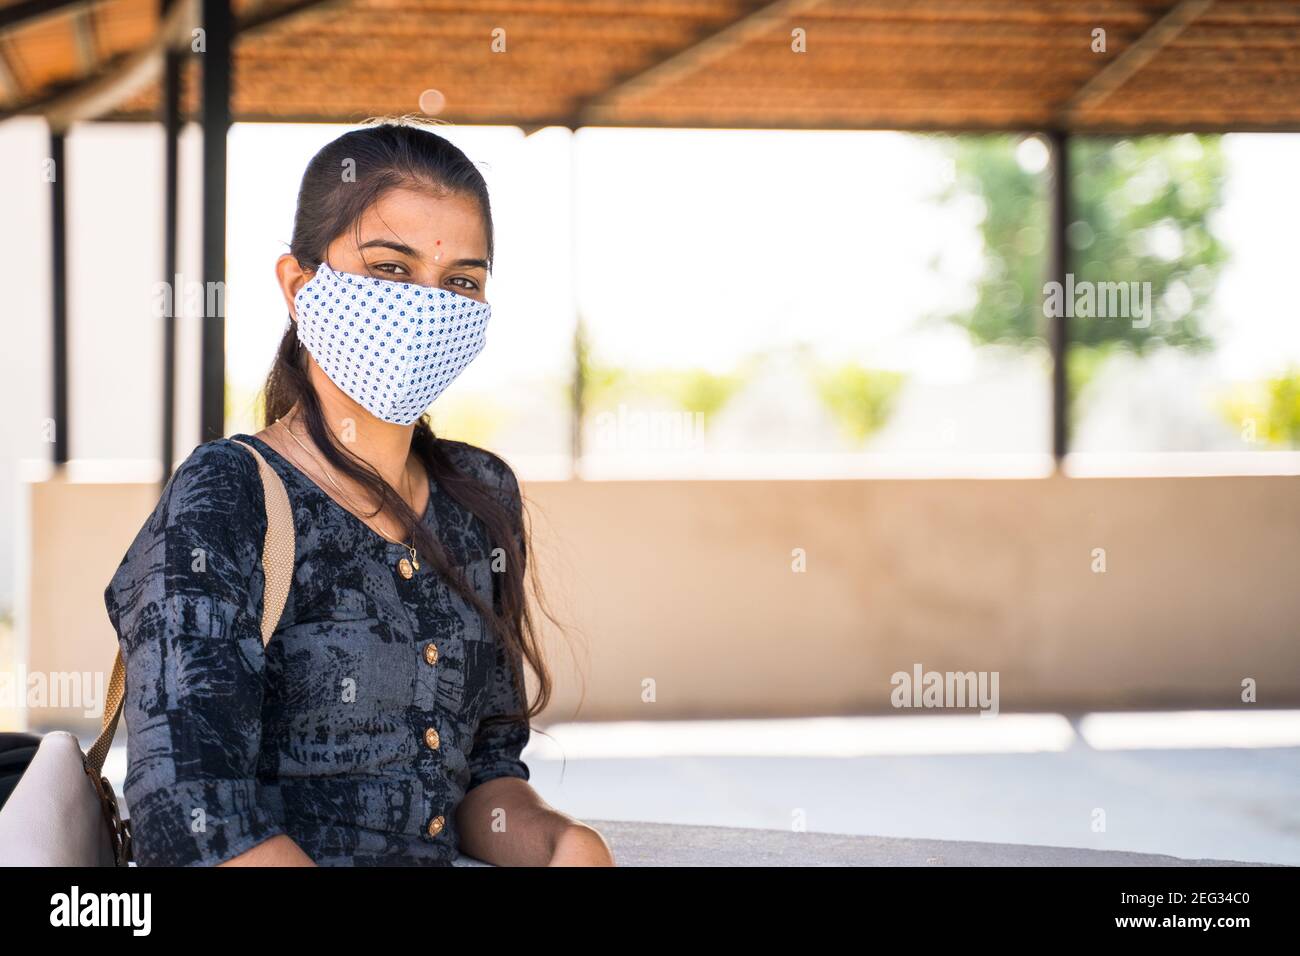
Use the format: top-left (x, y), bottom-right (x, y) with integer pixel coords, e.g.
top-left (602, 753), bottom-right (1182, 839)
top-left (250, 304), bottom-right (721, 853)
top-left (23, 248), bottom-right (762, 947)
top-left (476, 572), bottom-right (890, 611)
top-left (278, 185), bottom-right (490, 316)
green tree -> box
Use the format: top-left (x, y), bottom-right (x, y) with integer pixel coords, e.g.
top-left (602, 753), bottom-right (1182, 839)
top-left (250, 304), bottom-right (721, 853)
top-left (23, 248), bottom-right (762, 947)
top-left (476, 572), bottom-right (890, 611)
top-left (1221, 369), bottom-right (1300, 447)
top-left (1068, 136), bottom-right (1225, 352)
top-left (937, 135), bottom-right (1050, 347)
top-left (813, 364), bottom-right (906, 445)
top-left (937, 134), bottom-right (1228, 418)
top-left (574, 327), bottom-right (751, 450)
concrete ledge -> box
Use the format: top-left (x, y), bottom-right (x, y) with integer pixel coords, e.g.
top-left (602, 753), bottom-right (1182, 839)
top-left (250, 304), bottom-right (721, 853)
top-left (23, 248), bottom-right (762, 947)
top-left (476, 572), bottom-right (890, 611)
top-left (24, 473), bottom-right (1300, 738)
top-left (453, 819), bottom-right (1270, 867)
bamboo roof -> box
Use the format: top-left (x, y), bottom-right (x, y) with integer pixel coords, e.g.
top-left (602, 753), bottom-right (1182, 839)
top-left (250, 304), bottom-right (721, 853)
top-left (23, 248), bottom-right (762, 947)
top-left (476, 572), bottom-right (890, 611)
top-left (3, 0), bottom-right (1300, 131)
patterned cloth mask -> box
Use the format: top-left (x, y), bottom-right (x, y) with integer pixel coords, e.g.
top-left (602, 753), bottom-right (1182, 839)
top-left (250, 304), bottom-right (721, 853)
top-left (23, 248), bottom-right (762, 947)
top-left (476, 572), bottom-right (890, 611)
top-left (292, 261), bottom-right (490, 425)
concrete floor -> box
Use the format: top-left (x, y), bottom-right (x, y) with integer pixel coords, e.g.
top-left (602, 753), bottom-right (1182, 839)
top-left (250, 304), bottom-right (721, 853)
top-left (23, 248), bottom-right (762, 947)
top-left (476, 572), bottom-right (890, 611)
top-left (99, 711), bottom-right (1300, 865)
top-left (518, 714), bottom-right (1300, 866)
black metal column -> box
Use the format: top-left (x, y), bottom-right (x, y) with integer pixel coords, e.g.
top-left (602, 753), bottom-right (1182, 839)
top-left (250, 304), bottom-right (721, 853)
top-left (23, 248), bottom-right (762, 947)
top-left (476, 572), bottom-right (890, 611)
top-left (161, 37), bottom-right (181, 482)
top-left (49, 128), bottom-right (68, 466)
top-left (199, 0), bottom-right (231, 442)
top-left (1047, 129), bottom-right (1071, 468)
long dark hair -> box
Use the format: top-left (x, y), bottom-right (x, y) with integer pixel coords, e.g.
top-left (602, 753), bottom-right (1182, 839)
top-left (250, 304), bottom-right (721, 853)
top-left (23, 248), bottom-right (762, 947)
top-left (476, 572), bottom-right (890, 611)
top-left (262, 116), bottom-right (554, 733)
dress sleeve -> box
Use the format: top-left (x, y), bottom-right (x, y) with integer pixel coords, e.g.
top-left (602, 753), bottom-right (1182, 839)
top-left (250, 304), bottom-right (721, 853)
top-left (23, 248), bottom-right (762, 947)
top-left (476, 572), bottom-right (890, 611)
top-left (467, 638), bottom-right (532, 791)
top-left (104, 439), bottom-right (288, 866)
top-left (466, 454), bottom-right (532, 791)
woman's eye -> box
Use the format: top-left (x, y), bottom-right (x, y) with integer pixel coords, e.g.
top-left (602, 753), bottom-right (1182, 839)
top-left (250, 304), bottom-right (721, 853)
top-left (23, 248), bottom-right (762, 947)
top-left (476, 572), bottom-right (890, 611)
top-left (371, 262), bottom-right (410, 277)
top-left (448, 276), bottom-right (479, 291)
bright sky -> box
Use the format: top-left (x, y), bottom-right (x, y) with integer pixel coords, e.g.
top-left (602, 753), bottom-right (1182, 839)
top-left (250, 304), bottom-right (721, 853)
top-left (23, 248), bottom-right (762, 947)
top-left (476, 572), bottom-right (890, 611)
top-left (1, 119), bottom-right (1298, 462)
top-left (221, 123), bottom-right (1300, 398)
top-left (223, 123), bottom-right (977, 397)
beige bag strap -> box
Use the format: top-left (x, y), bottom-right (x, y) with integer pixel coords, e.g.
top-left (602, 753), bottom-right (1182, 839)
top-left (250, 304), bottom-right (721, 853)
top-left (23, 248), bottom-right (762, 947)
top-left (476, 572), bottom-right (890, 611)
top-left (86, 440), bottom-right (295, 774)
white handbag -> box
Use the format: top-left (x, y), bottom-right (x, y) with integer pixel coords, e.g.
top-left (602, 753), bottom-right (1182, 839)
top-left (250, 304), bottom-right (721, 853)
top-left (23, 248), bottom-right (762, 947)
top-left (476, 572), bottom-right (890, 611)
top-left (0, 440), bottom-right (294, 866)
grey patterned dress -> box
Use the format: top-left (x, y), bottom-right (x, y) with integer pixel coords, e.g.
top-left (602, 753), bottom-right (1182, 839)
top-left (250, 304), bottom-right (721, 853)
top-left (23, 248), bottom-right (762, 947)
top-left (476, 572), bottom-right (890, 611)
top-left (103, 432), bottom-right (531, 867)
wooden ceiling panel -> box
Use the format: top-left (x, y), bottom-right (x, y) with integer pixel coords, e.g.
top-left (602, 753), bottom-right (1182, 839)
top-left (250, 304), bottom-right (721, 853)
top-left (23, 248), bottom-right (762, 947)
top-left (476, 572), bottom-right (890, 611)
top-left (4, 0), bottom-right (1300, 131)
top-left (7, 17), bottom-right (79, 93)
top-left (96, 0), bottom-right (158, 60)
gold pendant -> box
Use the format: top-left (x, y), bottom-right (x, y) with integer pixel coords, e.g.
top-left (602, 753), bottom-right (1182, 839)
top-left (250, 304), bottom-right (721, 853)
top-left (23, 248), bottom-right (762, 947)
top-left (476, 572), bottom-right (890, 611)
top-left (397, 556), bottom-right (414, 579)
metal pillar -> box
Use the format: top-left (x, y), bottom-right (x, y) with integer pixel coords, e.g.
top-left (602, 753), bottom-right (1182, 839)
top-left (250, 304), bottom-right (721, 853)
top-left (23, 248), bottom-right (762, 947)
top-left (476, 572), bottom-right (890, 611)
top-left (49, 128), bottom-right (68, 466)
top-left (161, 32), bottom-right (181, 482)
top-left (199, 0), bottom-right (231, 442)
top-left (1046, 129), bottom-right (1070, 467)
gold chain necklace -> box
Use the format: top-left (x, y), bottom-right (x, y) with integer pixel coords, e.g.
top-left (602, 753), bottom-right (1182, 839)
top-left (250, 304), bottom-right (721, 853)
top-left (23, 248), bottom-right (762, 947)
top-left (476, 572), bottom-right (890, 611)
top-left (274, 417), bottom-right (422, 579)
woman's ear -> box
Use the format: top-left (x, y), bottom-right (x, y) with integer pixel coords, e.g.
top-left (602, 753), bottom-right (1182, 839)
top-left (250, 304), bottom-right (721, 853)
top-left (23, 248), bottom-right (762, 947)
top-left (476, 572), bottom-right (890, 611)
top-left (275, 253), bottom-right (313, 321)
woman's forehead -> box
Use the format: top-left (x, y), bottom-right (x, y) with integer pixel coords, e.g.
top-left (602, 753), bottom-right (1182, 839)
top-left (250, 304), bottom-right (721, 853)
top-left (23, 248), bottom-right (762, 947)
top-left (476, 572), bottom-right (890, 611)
top-left (352, 187), bottom-right (486, 249)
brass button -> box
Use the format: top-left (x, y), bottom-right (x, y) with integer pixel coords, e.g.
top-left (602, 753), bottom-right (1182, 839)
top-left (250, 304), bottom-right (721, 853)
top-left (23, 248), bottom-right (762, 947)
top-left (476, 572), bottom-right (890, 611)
top-left (423, 642), bottom-right (438, 665)
top-left (427, 815), bottom-right (445, 838)
top-left (424, 727), bottom-right (440, 750)
top-left (397, 557), bottom-right (414, 579)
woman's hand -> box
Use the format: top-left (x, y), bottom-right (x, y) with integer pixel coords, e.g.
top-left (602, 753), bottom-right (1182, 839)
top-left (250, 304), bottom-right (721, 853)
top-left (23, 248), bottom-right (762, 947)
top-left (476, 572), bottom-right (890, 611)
top-left (218, 833), bottom-right (317, 866)
top-left (547, 823), bottom-right (615, 867)
top-left (457, 778), bottom-right (614, 866)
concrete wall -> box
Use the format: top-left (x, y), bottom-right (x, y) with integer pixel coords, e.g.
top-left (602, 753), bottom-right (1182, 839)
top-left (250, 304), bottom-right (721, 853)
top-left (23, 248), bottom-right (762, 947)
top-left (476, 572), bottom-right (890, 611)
top-left (15, 471), bottom-right (1300, 734)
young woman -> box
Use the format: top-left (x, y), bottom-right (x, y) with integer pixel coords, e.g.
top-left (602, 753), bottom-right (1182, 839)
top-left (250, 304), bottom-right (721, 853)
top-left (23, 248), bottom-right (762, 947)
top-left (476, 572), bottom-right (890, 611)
top-left (104, 118), bottom-right (612, 867)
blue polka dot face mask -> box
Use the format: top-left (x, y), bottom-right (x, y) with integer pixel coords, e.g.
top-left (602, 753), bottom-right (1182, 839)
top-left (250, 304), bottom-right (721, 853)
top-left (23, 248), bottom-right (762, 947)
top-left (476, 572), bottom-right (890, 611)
top-left (292, 261), bottom-right (490, 426)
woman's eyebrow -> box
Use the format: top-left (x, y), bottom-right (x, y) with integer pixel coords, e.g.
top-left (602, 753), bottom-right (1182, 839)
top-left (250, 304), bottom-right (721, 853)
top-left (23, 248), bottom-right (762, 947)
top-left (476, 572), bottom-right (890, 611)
top-left (357, 238), bottom-right (421, 258)
top-left (356, 240), bottom-right (487, 270)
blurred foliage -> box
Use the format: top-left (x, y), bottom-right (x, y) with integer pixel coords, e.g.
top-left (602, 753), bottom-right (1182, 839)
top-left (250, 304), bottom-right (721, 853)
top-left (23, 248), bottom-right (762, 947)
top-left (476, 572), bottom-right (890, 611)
top-left (1066, 342), bottom-right (1121, 433)
top-left (248, 385), bottom-right (267, 430)
top-left (1070, 136), bottom-right (1226, 352)
top-left (428, 394), bottom-right (510, 448)
top-left (939, 134), bottom-right (1228, 355)
top-left (669, 369), bottom-right (747, 419)
top-left (227, 382), bottom-right (264, 435)
top-left (573, 319), bottom-right (621, 413)
top-left (812, 364), bottom-right (906, 445)
top-left (578, 338), bottom-right (907, 448)
top-left (936, 134), bottom-right (1050, 347)
top-left (1220, 369), bottom-right (1300, 447)
top-left (576, 331), bottom-right (750, 420)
